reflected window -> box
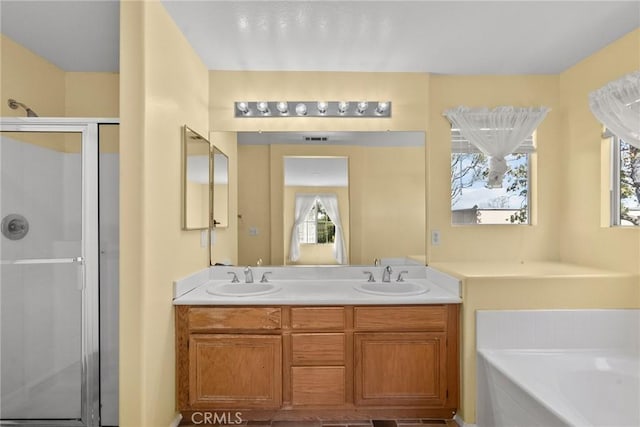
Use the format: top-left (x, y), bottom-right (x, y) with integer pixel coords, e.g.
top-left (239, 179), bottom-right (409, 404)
top-left (299, 200), bottom-right (336, 244)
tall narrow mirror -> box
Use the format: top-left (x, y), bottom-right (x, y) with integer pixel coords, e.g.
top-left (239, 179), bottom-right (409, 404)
top-left (212, 147), bottom-right (229, 228)
top-left (182, 126), bottom-right (210, 230)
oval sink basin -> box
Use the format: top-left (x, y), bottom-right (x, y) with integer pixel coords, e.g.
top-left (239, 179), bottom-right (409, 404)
top-left (354, 282), bottom-right (429, 296)
top-left (206, 283), bottom-right (281, 297)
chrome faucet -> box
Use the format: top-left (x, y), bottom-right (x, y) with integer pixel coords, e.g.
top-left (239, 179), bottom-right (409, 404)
top-left (244, 266), bottom-right (254, 283)
top-left (382, 265), bottom-right (392, 282)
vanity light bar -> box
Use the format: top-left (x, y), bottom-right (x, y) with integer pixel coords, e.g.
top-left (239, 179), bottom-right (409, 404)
top-left (234, 101), bottom-right (392, 118)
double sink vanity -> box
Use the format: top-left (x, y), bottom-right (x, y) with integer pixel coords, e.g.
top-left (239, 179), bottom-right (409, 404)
top-left (173, 265), bottom-right (461, 422)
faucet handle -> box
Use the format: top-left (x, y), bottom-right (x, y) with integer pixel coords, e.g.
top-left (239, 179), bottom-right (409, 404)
top-left (396, 270), bottom-right (409, 282)
top-left (260, 272), bottom-right (273, 283)
top-left (363, 271), bottom-right (375, 282)
top-left (227, 271), bottom-right (240, 283)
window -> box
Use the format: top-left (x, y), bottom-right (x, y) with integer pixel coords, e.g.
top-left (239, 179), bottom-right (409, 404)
top-left (611, 135), bottom-right (640, 226)
top-left (451, 129), bottom-right (533, 225)
top-left (298, 200), bottom-right (336, 244)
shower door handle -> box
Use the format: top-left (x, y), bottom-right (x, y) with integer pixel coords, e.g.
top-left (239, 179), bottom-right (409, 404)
top-left (1, 256), bottom-right (84, 265)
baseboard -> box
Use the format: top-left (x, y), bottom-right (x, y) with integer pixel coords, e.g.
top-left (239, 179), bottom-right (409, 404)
top-left (169, 413), bottom-right (182, 427)
top-left (454, 413), bottom-right (477, 427)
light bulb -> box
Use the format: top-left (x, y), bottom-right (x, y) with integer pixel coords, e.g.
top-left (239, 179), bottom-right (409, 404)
top-left (276, 101), bottom-right (289, 114)
top-left (338, 101), bottom-right (349, 114)
top-left (317, 101), bottom-right (328, 114)
top-left (375, 101), bottom-right (389, 115)
top-left (237, 101), bottom-right (250, 115)
top-left (356, 101), bottom-right (369, 115)
top-left (295, 103), bottom-right (307, 116)
top-left (256, 101), bottom-right (270, 115)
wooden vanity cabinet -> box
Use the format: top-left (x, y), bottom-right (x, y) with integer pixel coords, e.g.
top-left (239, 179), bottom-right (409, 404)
top-left (176, 304), bottom-right (459, 419)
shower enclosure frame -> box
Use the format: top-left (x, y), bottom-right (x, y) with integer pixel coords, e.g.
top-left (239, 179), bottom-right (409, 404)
top-left (0, 117), bottom-right (119, 427)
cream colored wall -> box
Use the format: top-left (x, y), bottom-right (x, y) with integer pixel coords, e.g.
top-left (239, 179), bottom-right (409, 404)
top-left (1, 34), bottom-right (66, 117)
top-left (119, 2), bottom-right (209, 426)
top-left (65, 72), bottom-right (119, 117)
top-left (283, 185), bottom-right (350, 265)
top-left (1, 34), bottom-right (119, 118)
top-left (428, 74), bottom-right (562, 263)
top-left (237, 144), bottom-right (271, 266)
top-left (559, 29), bottom-right (640, 275)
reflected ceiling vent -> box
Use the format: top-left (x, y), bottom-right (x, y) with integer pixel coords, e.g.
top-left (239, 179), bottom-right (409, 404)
top-left (304, 136), bottom-right (328, 142)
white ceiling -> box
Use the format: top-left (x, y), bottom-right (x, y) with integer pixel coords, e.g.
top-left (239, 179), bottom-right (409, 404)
top-left (1, 1), bottom-right (638, 74)
top-left (284, 156), bottom-right (349, 187)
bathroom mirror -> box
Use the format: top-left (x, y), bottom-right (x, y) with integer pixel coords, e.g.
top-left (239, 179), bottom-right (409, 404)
top-left (212, 146), bottom-right (229, 228)
top-left (182, 126), bottom-right (211, 230)
top-left (235, 131), bottom-right (426, 266)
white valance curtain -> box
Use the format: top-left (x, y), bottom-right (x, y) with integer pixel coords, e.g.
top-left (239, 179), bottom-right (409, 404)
top-left (288, 194), bottom-right (347, 265)
top-left (444, 106), bottom-right (550, 188)
top-left (589, 71), bottom-right (640, 149)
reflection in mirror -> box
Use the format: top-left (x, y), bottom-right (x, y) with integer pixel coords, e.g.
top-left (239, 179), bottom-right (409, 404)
top-left (182, 126), bottom-right (210, 230)
top-left (212, 147), bottom-right (229, 228)
top-left (236, 131), bottom-right (426, 266)
top-left (284, 157), bottom-right (349, 265)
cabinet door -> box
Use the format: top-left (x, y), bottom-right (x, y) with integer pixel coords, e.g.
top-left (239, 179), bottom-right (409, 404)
top-left (354, 332), bottom-right (447, 407)
top-left (189, 334), bottom-right (282, 409)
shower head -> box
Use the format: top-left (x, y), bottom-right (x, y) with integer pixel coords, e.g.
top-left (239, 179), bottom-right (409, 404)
top-left (7, 98), bottom-right (38, 117)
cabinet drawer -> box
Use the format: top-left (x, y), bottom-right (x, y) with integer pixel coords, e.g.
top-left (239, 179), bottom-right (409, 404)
top-left (291, 307), bottom-right (345, 330)
top-left (291, 333), bottom-right (345, 365)
top-left (354, 306), bottom-right (446, 331)
top-left (188, 307), bottom-right (281, 331)
top-left (292, 366), bottom-right (346, 406)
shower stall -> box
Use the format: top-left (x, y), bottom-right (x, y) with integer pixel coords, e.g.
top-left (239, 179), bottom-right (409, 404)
top-left (0, 118), bottom-right (119, 427)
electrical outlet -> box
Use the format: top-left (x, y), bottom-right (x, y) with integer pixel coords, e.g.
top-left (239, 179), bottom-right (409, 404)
top-left (431, 230), bottom-right (441, 246)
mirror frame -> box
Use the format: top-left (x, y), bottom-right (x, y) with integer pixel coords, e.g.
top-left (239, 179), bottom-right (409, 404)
top-left (212, 145), bottom-right (229, 228)
top-left (181, 125), bottom-right (211, 230)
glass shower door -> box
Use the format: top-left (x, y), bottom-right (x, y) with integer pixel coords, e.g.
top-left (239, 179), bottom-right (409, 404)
top-left (0, 125), bottom-right (99, 426)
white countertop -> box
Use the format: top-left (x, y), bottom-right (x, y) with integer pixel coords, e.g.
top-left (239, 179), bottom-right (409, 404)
top-left (173, 266), bottom-right (461, 306)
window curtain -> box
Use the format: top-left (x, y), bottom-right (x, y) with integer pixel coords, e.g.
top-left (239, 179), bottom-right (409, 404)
top-left (444, 106), bottom-right (550, 188)
top-left (288, 194), bottom-right (317, 263)
top-left (316, 194), bottom-right (348, 265)
top-left (589, 71), bottom-right (640, 149)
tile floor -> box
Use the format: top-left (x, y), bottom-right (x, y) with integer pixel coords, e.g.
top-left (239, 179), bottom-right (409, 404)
top-left (186, 420), bottom-right (457, 427)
